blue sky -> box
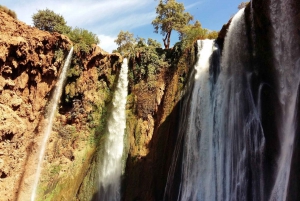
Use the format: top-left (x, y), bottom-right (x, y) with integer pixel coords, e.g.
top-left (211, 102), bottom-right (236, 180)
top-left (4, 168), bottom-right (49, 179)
top-left (2, 0), bottom-right (245, 52)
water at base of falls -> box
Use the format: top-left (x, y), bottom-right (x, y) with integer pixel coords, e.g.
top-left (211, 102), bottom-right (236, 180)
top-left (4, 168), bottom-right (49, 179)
top-left (31, 47), bottom-right (74, 201)
top-left (97, 58), bottom-right (128, 201)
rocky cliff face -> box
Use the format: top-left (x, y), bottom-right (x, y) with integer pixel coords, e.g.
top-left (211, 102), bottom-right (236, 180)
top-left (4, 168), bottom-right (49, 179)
top-left (0, 11), bottom-right (122, 201)
top-left (0, 10), bottom-right (71, 200)
top-left (123, 46), bottom-right (197, 200)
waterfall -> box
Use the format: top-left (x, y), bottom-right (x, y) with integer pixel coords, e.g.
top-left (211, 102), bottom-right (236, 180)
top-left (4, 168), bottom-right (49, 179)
top-left (98, 58), bottom-right (128, 200)
top-left (31, 47), bottom-right (73, 201)
top-left (169, 8), bottom-right (266, 201)
top-left (269, 0), bottom-right (300, 200)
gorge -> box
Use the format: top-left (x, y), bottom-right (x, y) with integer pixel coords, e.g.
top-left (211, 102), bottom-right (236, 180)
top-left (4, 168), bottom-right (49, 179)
top-left (1, 0), bottom-right (300, 201)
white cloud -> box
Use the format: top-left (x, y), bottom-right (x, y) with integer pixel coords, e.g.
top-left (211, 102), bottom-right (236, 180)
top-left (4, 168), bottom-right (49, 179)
top-left (6, 0), bottom-right (155, 31)
top-left (98, 34), bottom-right (117, 53)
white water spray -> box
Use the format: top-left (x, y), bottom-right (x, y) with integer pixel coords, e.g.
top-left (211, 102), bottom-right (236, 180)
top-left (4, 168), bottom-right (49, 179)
top-left (98, 58), bottom-right (128, 200)
top-left (31, 47), bottom-right (73, 201)
top-left (177, 8), bottom-right (265, 201)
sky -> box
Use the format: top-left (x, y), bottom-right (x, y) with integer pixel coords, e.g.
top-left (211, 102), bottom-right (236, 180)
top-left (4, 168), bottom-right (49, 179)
top-left (2, 0), bottom-right (245, 52)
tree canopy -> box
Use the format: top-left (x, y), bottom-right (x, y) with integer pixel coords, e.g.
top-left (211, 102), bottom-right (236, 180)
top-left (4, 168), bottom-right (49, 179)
top-left (114, 31), bottom-right (136, 55)
top-left (32, 9), bottom-right (99, 53)
top-left (32, 9), bottom-right (68, 33)
top-left (152, 0), bottom-right (193, 49)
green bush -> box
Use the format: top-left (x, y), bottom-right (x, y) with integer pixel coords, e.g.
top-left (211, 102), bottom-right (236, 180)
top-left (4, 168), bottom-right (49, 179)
top-left (66, 28), bottom-right (99, 53)
top-left (0, 5), bottom-right (17, 19)
top-left (32, 9), bottom-right (99, 54)
top-left (32, 9), bottom-right (67, 32)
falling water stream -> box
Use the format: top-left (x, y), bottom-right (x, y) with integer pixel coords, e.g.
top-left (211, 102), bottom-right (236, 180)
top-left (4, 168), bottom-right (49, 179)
top-left (31, 47), bottom-right (73, 201)
top-left (98, 58), bottom-right (128, 201)
top-left (165, 2), bottom-right (300, 200)
top-left (167, 8), bottom-right (265, 201)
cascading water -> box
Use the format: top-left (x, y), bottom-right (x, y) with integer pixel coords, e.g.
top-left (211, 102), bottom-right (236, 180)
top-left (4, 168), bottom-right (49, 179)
top-left (269, 0), bottom-right (300, 200)
top-left (31, 47), bottom-right (73, 201)
top-left (165, 1), bottom-right (300, 199)
top-left (97, 58), bottom-right (128, 200)
top-left (167, 8), bottom-right (266, 201)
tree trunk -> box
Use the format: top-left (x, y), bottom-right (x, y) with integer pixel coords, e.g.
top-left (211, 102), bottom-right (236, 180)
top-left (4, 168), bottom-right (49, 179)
top-left (163, 30), bottom-right (172, 49)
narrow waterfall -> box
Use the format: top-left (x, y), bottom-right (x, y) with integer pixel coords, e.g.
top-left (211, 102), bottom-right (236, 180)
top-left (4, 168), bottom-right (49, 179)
top-left (98, 58), bottom-right (128, 200)
top-left (179, 39), bottom-right (219, 201)
top-left (269, 0), bottom-right (300, 200)
top-left (31, 47), bottom-right (73, 201)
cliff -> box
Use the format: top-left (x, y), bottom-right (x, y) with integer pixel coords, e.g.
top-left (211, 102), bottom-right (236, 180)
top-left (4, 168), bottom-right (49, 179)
top-left (0, 10), bottom-right (122, 201)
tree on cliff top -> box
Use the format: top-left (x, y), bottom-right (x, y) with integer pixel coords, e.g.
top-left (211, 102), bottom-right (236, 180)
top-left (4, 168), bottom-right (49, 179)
top-left (32, 9), bottom-right (69, 33)
top-left (152, 0), bottom-right (193, 49)
top-left (114, 31), bottom-right (136, 55)
top-left (32, 9), bottom-right (99, 53)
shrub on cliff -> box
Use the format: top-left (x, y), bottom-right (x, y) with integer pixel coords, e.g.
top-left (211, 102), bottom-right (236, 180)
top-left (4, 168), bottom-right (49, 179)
top-left (32, 9), bottom-right (68, 33)
top-left (114, 31), bottom-right (136, 55)
top-left (180, 20), bottom-right (208, 49)
top-left (67, 27), bottom-right (99, 53)
top-left (32, 9), bottom-right (99, 54)
top-left (0, 5), bottom-right (17, 19)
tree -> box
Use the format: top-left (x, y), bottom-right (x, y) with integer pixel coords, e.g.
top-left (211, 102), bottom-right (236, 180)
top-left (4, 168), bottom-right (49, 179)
top-left (67, 27), bottom-right (100, 52)
top-left (238, 2), bottom-right (249, 9)
top-left (32, 9), bottom-right (68, 33)
top-left (152, 0), bottom-right (193, 49)
top-left (180, 20), bottom-right (208, 49)
top-left (32, 9), bottom-right (99, 53)
top-left (114, 31), bottom-right (136, 55)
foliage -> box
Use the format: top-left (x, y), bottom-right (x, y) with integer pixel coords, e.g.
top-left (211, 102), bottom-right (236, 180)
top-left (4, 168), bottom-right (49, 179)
top-left (206, 31), bottom-right (219, 39)
top-left (147, 38), bottom-right (161, 48)
top-left (180, 20), bottom-right (208, 49)
top-left (66, 27), bottom-right (99, 53)
top-left (238, 2), bottom-right (249, 9)
top-left (32, 9), bottom-right (68, 33)
top-left (152, 0), bottom-right (193, 49)
top-left (0, 5), bottom-right (17, 19)
top-left (32, 9), bottom-right (99, 54)
top-left (54, 49), bottom-right (64, 62)
top-left (114, 31), bottom-right (136, 55)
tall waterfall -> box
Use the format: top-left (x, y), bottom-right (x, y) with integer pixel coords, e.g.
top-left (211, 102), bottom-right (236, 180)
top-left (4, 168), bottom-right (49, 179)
top-left (98, 58), bottom-right (128, 200)
top-left (165, 2), bottom-right (300, 200)
top-left (168, 8), bottom-right (266, 201)
top-left (31, 47), bottom-right (73, 201)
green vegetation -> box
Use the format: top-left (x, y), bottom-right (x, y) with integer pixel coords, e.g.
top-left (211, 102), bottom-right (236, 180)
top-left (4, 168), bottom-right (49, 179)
top-left (114, 31), bottom-right (135, 55)
top-left (32, 9), bottom-right (99, 53)
top-left (0, 5), bottom-right (17, 19)
top-left (67, 27), bottom-right (99, 53)
top-left (32, 9), bottom-right (68, 32)
top-left (180, 20), bottom-right (208, 49)
top-left (152, 0), bottom-right (193, 49)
